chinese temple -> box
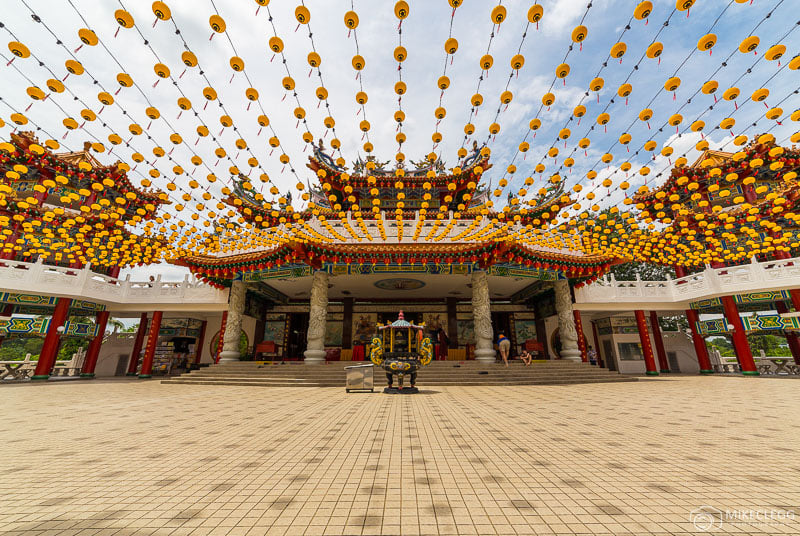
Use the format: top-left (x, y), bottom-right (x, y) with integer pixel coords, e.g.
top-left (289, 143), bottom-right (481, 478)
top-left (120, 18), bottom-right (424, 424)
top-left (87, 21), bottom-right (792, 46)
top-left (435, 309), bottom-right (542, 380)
top-left (633, 135), bottom-right (800, 266)
top-left (0, 131), bottom-right (168, 269)
top-left (175, 143), bottom-right (612, 364)
top-left (0, 131), bottom-right (168, 379)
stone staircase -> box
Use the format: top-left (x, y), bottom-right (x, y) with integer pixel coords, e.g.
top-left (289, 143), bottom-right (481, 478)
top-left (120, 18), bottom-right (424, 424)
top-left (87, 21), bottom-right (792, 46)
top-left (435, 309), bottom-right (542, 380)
top-left (161, 360), bottom-right (637, 388)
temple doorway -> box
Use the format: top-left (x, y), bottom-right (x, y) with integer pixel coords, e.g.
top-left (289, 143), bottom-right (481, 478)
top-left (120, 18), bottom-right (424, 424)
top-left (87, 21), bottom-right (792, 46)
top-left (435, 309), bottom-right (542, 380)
top-left (492, 312), bottom-right (513, 354)
top-left (287, 313), bottom-right (309, 359)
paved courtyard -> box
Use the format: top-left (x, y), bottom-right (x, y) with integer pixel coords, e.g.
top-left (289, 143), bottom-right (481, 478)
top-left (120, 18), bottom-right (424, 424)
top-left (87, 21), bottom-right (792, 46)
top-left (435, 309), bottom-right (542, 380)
top-left (1, 376), bottom-right (799, 536)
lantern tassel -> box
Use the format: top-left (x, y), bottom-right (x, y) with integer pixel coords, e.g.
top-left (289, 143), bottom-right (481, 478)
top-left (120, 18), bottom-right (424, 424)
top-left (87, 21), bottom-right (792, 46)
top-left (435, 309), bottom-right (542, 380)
top-left (74, 44), bottom-right (83, 53)
top-left (114, 27), bottom-right (120, 38)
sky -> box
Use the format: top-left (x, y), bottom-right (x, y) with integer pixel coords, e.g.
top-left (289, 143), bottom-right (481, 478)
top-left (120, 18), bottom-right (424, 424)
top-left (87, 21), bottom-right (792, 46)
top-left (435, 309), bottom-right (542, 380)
top-left (0, 0), bottom-right (798, 280)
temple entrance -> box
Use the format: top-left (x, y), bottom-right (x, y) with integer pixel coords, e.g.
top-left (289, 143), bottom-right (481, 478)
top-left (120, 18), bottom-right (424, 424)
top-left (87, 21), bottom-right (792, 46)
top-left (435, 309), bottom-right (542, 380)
top-left (287, 313), bottom-right (309, 359)
top-left (492, 312), bottom-right (513, 355)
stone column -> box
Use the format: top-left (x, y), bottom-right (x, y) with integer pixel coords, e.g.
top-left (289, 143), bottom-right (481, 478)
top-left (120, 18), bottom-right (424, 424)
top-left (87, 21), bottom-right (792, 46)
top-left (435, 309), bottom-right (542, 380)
top-left (471, 269), bottom-right (495, 363)
top-left (304, 270), bottom-right (329, 364)
top-left (219, 280), bottom-right (245, 363)
top-left (553, 279), bottom-right (582, 361)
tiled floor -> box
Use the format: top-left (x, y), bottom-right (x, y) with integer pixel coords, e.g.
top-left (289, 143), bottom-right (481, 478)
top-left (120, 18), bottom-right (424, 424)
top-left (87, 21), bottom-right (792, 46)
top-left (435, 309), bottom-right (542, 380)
top-left (1, 376), bottom-right (799, 535)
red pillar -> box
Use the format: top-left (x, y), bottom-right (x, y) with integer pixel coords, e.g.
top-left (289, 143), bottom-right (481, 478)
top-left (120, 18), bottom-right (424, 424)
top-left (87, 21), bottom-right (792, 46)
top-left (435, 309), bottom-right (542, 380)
top-left (194, 320), bottom-right (208, 364)
top-left (789, 289), bottom-right (800, 313)
top-left (676, 266), bottom-right (714, 374)
top-left (126, 313), bottom-right (148, 376)
top-left (720, 295), bottom-right (758, 375)
top-left (108, 266), bottom-right (121, 279)
top-left (590, 320), bottom-right (603, 367)
top-left (686, 308), bottom-right (714, 373)
top-left (775, 301), bottom-right (800, 366)
top-left (31, 298), bottom-right (71, 380)
top-left (573, 310), bottom-right (587, 362)
top-left (139, 311), bottom-right (162, 378)
top-left (215, 311), bottom-right (228, 364)
top-left (649, 311), bottom-right (670, 373)
top-left (634, 310), bottom-right (658, 375)
top-left (80, 310), bottom-right (110, 377)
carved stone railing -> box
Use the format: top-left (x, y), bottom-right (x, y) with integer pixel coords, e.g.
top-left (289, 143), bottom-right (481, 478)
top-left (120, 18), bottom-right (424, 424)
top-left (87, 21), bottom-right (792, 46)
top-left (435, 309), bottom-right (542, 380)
top-left (0, 259), bottom-right (228, 309)
top-left (575, 256), bottom-right (800, 307)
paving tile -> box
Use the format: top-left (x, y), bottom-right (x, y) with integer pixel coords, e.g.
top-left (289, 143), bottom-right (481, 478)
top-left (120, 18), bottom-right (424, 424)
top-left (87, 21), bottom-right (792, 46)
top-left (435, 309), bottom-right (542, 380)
top-left (1, 377), bottom-right (800, 535)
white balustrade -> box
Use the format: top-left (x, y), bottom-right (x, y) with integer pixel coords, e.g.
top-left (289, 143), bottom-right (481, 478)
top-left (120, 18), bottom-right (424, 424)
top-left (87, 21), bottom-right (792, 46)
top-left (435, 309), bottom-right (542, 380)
top-left (0, 259), bottom-right (228, 309)
top-left (576, 256), bottom-right (800, 308)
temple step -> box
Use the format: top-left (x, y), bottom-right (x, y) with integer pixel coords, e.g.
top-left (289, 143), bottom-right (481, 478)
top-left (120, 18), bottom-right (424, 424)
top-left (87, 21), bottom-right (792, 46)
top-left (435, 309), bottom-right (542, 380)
top-left (163, 361), bottom-right (637, 387)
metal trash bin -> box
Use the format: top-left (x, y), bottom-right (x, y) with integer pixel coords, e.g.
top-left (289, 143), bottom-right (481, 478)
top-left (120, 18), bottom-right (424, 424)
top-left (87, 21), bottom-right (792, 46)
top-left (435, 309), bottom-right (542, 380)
top-left (345, 364), bottom-right (374, 393)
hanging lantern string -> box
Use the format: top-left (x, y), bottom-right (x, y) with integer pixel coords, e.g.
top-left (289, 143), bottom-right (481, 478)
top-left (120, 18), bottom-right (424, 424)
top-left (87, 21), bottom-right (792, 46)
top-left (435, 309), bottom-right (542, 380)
top-left (505, 7), bottom-right (672, 199)
top-left (620, 80), bottom-right (797, 205)
top-left (47, 0), bottom-right (259, 209)
top-left (521, 0), bottom-right (778, 210)
top-left (568, 18), bottom-right (798, 210)
top-left (557, 81), bottom-right (796, 264)
top-left (0, 74), bottom-right (211, 248)
top-left (297, 1), bottom-right (347, 160)
top-left (15, 2), bottom-right (235, 218)
top-left (349, 0), bottom-right (373, 158)
top-left (394, 3), bottom-right (406, 155)
top-left (490, 1), bottom-right (594, 197)
top-left (479, 16), bottom-right (532, 149)
top-left (156, 4), bottom-right (297, 209)
top-left (262, 2), bottom-right (340, 172)
top-left (169, 0), bottom-right (300, 198)
top-left (623, 107), bottom-right (797, 265)
top-left (429, 1), bottom-right (458, 154)
top-left (458, 0), bottom-right (503, 152)
top-left (65, 0), bottom-right (264, 203)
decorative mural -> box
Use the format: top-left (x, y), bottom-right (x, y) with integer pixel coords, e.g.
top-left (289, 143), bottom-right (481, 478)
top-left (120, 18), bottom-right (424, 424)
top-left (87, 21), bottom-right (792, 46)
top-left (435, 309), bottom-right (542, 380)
top-left (263, 314), bottom-right (287, 345)
top-left (696, 314), bottom-right (800, 335)
top-left (0, 317), bottom-right (97, 337)
top-left (159, 318), bottom-right (204, 337)
top-left (324, 313), bottom-right (343, 346)
top-left (691, 290), bottom-right (791, 310)
top-left (422, 312), bottom-right (447, 334)
top-left (456, 319), bottom-right (475, 346)
top-left (352, 313), bottom-right (378, 345)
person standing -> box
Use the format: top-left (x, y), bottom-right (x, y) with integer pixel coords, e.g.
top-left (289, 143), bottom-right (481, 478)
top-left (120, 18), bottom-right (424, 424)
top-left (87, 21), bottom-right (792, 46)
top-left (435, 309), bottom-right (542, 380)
top-left (587, 345), bottom-right (598, 365)
top-left (437, 327), bottom-right (449, 360)
top-left (497, 332), bottom-right (511, 367)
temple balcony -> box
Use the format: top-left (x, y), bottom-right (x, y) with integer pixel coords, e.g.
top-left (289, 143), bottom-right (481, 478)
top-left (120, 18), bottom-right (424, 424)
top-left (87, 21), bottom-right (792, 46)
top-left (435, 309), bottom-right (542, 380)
top-left (0, 258), bottom-right (228, 312)
top-left (575, 256), bottom-right (800, 311)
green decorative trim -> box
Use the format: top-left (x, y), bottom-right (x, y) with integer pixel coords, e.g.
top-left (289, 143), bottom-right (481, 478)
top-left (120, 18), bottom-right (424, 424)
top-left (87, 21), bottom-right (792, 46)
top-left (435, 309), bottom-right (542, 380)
top-left (645, 371), bottom-right (659, 376)
top-left (125, 372), bottom-right (138, 376)
top-left (138, 374), bottom-right (152, 379)
top-left (699, 369), bottom-right (715, 374)
top-left (30, 375), bottom-right (49, 380)
top-left (659, 369), bottom-right (671, 373)
top-left (742, 370), bottom-right (760, 376)
top-left (79, 373), bottom-right (95, 378)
